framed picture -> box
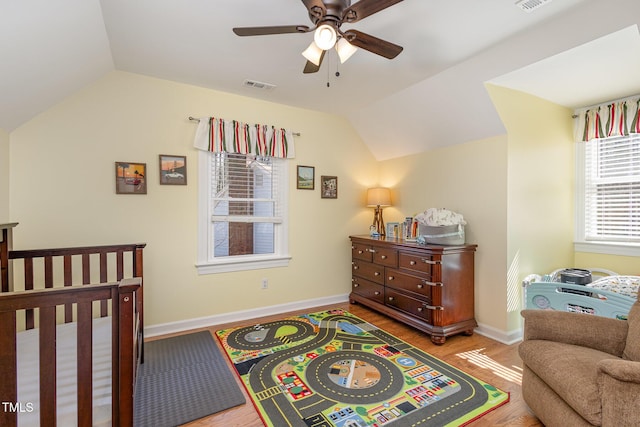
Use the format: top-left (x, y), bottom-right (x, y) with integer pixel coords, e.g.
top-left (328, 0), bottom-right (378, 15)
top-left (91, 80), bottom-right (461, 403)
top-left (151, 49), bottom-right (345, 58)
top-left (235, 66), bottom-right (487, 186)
top-left (297, 165), bottom-right (315, 190)
top-left (115, 161), bottom-right (147, 194)
top-left (320, 175), bottom-right (338, 199)
top-left (386, 222), bottom-right (400, 239)
top-left (159, 154), bottom-right (187, 185)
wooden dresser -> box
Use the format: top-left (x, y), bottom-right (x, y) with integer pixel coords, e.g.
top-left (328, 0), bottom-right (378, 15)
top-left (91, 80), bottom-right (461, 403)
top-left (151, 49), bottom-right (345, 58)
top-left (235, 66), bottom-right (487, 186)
top-left (349, 235), bottom-right (477, 344)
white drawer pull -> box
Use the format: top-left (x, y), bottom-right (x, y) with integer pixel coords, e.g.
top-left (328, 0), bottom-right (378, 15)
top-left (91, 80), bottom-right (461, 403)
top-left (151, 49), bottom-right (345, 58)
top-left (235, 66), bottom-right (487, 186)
top-left (421, 279), bottom-right (443, 287)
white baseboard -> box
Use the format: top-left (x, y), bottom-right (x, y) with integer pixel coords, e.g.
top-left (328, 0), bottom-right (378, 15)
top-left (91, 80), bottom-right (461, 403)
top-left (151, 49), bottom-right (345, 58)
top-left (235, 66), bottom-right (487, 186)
top-left (144, 293), bottom-right (350, 338)
top-left (475, 322), bottom-right (523, 345)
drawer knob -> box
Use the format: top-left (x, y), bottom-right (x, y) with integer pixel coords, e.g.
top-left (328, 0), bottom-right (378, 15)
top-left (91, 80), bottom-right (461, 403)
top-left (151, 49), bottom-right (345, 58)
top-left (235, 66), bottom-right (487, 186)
top-left (410, 260), bottom-right (416, 266)
top-left (353, 266), bottom-right (359, 270)
top-left (388, 296), bottom-right (395, 301)
top-left (374, 272), bottom-right (380, 276)
top-left (417, 307), bottom-right (423, 312)
top-left (374, 291), bottom-right (380, 295)
top-left (381, 255), bottom-right (387, 259)
top-left (353, 283), bottom-right (359, 287)
top-left (368, 248), bottom-right (376, 253)
top-left (358, 250), bottom-right (363, 254)
top-left (417, 284), bottom-right (423, 289)
top-left (388, 276), bottom-right (394, 281)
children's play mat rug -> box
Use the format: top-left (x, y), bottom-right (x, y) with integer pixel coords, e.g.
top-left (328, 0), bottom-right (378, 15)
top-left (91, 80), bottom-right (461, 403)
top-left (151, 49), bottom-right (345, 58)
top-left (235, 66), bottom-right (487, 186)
top-left (216, 309), bottom-right (509, 427)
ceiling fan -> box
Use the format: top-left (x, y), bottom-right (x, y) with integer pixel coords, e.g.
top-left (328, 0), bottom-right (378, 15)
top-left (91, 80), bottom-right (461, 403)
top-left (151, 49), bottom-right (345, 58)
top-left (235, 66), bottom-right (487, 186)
top-left (232, 0), bottom-right (404, 74)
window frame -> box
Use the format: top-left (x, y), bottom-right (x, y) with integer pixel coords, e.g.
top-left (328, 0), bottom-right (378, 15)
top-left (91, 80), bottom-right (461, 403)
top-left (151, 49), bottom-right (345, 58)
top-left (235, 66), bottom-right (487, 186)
top-left (196, 150), bottom-right (291, 274)
top-left (574, 137), bottom-right (640, 256)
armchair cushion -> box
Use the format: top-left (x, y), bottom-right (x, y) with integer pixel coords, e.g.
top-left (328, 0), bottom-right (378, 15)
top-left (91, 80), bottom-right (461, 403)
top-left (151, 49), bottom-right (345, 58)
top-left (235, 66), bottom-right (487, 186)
top-left (598, 359), bottom-right (640, 427)
top-left (519, 340), bottom-right (619, 425)
top-left (623, 302), bottom-right (640, 362)
top-left (521, 309), bottom-right (628, 357)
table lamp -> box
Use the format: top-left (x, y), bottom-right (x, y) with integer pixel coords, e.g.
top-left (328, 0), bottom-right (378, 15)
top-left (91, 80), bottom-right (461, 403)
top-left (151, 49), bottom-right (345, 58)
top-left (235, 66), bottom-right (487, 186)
top-left (367, 187), bottom-right (391, 236)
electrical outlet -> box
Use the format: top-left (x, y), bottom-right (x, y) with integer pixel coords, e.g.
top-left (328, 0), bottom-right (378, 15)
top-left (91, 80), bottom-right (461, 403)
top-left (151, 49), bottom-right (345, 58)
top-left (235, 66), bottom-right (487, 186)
top-left (261, 278), bottom-right (268, 289)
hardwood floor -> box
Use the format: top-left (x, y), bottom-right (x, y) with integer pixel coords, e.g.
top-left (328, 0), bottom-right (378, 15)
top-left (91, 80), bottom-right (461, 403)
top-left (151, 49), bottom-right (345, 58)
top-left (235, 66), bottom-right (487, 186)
top-left (170, 302), bottom-right (543, 427)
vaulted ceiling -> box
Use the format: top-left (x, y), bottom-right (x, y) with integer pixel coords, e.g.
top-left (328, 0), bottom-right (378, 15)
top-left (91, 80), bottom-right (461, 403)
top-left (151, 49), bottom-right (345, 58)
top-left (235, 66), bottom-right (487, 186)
top-left (2, 0), bottom-right (640, 159)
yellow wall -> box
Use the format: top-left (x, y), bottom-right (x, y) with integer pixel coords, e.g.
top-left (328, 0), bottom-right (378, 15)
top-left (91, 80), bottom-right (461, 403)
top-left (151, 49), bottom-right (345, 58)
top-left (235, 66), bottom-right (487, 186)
top-left (574, 252), bottom-right (640, 275)
top-left (0, 128), bottom-right (9, 221)
top-left (378, 136), bottom-right (509, 333)
top-left (9, 71), bottom-right (378, 327)
top-left (488, 85), bottom-right (575, 331)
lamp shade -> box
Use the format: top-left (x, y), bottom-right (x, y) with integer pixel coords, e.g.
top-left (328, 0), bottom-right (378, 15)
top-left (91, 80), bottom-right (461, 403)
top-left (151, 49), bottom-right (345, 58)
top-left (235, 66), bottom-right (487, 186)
top-left (314, 24), bottom-right (337, 50)
top-left (302, 41), bottom-right (324, 66)
top-left (366, 187), bottom-right (391, 207)
top-left (336, 37), bottom-right (358, 63)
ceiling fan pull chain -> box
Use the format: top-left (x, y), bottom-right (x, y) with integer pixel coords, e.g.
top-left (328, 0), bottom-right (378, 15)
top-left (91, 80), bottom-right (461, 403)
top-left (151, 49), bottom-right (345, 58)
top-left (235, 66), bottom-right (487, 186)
top-left (326, 50), bottom-right (331, 87)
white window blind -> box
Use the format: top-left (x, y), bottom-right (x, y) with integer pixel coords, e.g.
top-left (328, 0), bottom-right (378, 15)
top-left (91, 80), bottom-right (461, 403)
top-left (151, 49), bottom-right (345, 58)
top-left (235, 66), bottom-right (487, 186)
top-left (583, 134), bottom-right (640, 243)
top-left (210, 152), bottom-right (284, 258)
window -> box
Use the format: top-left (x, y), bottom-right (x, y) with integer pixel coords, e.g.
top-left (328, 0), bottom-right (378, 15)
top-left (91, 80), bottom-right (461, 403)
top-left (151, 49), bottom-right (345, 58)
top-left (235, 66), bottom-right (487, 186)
top-left (576, 134), bottom-right (640, 255)
top-left (197, 151), bottom-right (290, 273)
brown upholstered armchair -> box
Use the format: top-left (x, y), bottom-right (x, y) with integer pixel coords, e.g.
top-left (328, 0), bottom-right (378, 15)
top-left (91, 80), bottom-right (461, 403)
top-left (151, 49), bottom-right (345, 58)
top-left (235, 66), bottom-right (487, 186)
top-left (519, 298), bottom-right (640, 427)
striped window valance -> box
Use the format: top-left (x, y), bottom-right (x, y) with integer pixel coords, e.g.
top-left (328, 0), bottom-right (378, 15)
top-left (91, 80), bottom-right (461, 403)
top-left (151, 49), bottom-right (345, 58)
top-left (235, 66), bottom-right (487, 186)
top-left (575, 96), bottom-right (640, 142)
top-left (193, 117), bottom-right (296, 159)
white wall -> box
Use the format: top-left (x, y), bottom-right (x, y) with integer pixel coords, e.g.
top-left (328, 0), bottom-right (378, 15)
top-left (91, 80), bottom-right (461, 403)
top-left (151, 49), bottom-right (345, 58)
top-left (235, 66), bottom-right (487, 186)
top-left (9, 71), bottom-right (379, 328)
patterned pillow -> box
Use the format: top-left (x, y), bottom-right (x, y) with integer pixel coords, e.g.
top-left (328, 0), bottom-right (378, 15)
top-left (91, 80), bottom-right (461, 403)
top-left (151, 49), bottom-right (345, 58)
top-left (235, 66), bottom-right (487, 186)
top-left (587, 276), bottom-right (640, 300)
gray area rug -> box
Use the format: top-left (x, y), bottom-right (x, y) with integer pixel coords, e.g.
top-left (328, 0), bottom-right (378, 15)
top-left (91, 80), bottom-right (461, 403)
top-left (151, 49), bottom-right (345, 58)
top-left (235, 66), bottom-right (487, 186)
top-left (134, 330), bottom-right (246, 427)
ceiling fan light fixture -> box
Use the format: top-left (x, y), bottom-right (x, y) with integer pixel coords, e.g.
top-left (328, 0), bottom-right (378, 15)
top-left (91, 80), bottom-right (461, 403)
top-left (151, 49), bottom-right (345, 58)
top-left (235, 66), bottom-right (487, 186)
top-left (336, 37), bottom-right (358, 63)
top-left (314, 24), bottom-right (337, 50)
top-left (302, 41), bottom-right (324, 66)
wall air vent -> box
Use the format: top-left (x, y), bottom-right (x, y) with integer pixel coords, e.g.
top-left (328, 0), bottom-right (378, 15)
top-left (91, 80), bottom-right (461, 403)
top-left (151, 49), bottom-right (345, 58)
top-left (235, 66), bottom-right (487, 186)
top-left (515, 0), bottom-right (552, 13)
top-left (242, 79), bottom-right (276, 91)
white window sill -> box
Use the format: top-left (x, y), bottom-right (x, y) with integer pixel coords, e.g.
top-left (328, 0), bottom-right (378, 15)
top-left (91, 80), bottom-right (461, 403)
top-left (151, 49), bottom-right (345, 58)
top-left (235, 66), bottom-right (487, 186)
top-left (196, 255), bottom-right (291, 274)
top-left (574, 242), bottom-right (640, 257)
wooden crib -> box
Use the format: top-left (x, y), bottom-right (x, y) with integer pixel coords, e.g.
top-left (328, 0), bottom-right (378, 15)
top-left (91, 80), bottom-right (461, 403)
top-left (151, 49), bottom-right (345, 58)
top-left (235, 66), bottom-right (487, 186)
top-left (0, 223), bottom-right (145, 426)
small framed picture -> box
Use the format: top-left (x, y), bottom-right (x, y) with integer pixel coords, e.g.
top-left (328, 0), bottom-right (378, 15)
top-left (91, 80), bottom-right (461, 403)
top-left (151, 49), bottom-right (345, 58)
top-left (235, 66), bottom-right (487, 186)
top-left (159, 154), bottom-right (187, 185)
top-left (297, 165), bottom-right (315, 190)
top-left (115, 161), bottom-right (147, 194)
top-left (386, 222), bottom-right (400, 239)
top-left (321, 176), bottom-right (338, 199)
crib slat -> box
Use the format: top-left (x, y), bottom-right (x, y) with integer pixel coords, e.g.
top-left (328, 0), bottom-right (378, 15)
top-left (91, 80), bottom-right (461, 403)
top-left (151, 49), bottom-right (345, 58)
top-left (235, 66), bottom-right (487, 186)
top-left (25, 258), bottom-right (35, 329)
top-left (82, 253), bottom-right (90, 285)
top-left (77, 300), bottom-right (93, 426)
top-left (0, 311), bottom-right (17, 427)
top-left (39, 306), bottom-right (57, 426)
top-left (117, 250), bottom-right (124, 280)
top-left (44, 256), bottom-right (53, 288)
top-left (64, 255), bottom-right (73, 322)
top-left (100, 252), bottom-right (108, 317)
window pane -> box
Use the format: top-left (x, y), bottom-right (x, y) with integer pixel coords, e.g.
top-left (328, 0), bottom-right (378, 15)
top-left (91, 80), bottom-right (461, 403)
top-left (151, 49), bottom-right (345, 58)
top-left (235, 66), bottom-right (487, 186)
top-left (584, 135), bottom-right (640, 243)
top-left (210, 152), bottom-right (280, 259)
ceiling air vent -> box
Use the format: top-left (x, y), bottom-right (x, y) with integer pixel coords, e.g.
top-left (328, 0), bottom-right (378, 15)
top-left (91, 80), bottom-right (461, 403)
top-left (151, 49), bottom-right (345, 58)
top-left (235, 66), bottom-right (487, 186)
top-left (242, 79), bottom-right (276, 91)
top-left (515, 0), bottom-right (552, 12)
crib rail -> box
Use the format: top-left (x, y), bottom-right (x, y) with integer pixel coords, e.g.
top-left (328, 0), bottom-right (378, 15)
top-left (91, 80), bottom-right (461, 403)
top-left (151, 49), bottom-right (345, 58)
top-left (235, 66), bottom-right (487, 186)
top-left (7, 243), bottom-right (145, 329)
top-left (0, 278), bottom-right (141, 427)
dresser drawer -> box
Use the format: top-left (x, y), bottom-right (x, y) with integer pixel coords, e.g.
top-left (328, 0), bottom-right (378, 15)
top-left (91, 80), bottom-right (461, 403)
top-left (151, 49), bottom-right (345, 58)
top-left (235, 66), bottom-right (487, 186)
top-left (385, 289), bottom-right (441, 323)
top-left (352, 242), bottom-right (373, 262)
top-left (370, 246), bottom-right (398, 267)
top-left (352, 277), bottom-right (384, 304)
top-left (385, 268), bottom-right (438, 299)
top-left (352, 260), bottom-right (384, 284)
top-left (399, 252), bottom-right (440, 275)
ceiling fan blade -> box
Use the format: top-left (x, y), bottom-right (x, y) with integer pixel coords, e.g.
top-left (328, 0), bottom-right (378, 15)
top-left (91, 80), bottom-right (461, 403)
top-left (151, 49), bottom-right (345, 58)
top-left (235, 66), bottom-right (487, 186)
top-left (343, 29), bottom-right (403, 59)
top-left (233, 25), bottom-right (311, 36)
top-left (343, 0), bottom-right (404, 23)
top-left (301, 0), bottom-right (326, 19)
top-left (303, 51), bottom-right (326, 74)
